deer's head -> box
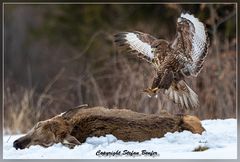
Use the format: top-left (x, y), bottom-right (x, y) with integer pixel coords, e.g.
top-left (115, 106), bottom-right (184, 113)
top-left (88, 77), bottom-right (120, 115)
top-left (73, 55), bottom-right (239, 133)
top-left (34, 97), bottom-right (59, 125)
top-left (13, 106), bottom-right (87, 150)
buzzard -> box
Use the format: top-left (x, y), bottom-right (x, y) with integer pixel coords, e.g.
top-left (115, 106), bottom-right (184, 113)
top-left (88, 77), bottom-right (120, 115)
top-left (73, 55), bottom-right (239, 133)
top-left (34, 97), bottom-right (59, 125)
top-left (114, 13), bottom-right (209, 110)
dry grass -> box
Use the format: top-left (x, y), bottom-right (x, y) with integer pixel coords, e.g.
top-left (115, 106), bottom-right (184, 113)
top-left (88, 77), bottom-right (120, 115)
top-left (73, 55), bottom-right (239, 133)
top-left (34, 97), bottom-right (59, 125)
top-left (3, 48), bottom-right (236, 134)
top-left (4, 86), bottom-right (37, 134)
top-left (193, 146), bottom-right (209, 152)
top-left (3, 3), bottom-right (236, 134)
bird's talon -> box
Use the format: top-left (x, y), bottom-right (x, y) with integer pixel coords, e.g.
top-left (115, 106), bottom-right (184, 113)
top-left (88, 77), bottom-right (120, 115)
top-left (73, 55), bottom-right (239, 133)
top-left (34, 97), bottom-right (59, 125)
top-left (143, 87), bottom-right (159, 98)
top-left (152, 87), bottom-right (159, 92)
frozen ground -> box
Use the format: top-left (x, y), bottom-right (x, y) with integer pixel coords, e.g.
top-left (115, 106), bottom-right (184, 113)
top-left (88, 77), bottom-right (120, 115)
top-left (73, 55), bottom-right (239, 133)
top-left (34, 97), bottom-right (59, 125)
top-left (3, 118), bottom-right (237, 159)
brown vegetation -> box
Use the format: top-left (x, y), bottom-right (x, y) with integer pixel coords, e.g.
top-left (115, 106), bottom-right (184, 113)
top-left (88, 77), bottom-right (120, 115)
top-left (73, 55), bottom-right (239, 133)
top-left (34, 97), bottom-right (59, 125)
top-left (13, 106), bottom-right (205, 149)
top-left (4, 4), bottom-right (236, 133)
top-left (193, 146), bottom-right (209, 152)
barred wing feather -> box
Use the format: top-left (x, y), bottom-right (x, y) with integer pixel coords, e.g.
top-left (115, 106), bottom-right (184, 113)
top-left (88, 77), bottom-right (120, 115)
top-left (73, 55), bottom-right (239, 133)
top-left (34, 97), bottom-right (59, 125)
top-left (114, 31), bottom-right (158, 63)
top-left (177, 13), bottom-right (209, 77)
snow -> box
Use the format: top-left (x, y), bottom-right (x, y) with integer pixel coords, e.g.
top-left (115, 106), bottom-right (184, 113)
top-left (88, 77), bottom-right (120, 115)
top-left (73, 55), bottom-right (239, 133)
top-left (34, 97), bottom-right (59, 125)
top-left (3, 118), bottom-right (237, 159)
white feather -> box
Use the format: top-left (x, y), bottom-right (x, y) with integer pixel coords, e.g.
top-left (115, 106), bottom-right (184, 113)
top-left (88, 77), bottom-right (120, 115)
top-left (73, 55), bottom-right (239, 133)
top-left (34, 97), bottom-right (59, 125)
top-left (179, 96), bottom-right (184, 107)
top-left (165, 89), bottom-right (170, 95)
top-left (180, 13), bottom-right (207, 75)
top-left (174, 91), bottom-right (178, 103)
top-left (186, 83), bottom-right (199, 107)
top-left (180, 13), bottom-right (206, 42)
top-left (169, 89), bottom-right (174, 100)
top-left (164, 81), bottom-right (199, 109)
top-left (182, 94), bottom-right (189, 108)
top-left (125, 33), bottom-right (154, 59)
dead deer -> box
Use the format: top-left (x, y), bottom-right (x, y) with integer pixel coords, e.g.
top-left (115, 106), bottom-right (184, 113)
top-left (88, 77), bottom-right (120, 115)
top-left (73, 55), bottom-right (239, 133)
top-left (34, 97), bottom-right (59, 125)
top-left (13, 105), bottom-right (205, 149)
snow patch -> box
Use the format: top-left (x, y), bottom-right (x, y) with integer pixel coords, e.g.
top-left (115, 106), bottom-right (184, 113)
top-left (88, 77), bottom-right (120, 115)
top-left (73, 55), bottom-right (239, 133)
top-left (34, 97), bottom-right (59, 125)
top-left (3, 118), bottom-right (237, 159)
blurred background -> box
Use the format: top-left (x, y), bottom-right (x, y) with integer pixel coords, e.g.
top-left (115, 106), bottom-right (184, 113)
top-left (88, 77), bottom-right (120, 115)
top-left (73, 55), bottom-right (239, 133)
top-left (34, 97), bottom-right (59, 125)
top-left (4, 4), bottom-right (236, 134)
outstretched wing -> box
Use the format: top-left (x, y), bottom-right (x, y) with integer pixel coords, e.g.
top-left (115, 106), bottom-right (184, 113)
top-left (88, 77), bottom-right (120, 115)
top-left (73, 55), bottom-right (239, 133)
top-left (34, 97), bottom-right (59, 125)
top-left (114, 31), bottom-right (159, 63)
top-left (173, 13), bottom-right (209, 77)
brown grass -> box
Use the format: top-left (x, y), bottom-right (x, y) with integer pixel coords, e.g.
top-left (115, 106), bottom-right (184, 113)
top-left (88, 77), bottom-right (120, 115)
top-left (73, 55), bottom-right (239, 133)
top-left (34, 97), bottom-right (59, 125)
top-left (3, 3), bottom-right (236, 134)
top-left (4, 86), bottom-right (37, 134)
top-left (4, 49), bottom-right (236, 134)
top-left (193, 146), bottom-right (209, 152)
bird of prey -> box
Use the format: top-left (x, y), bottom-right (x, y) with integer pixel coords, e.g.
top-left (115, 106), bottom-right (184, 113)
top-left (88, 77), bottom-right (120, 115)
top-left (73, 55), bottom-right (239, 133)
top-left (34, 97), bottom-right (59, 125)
top-left (114, 13), bottom-right (209, 110)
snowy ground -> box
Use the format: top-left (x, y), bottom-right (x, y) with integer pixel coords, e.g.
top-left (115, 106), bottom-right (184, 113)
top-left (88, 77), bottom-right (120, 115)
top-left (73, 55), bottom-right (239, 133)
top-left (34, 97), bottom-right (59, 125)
top-left (3, 118), bottom-right (237, 159)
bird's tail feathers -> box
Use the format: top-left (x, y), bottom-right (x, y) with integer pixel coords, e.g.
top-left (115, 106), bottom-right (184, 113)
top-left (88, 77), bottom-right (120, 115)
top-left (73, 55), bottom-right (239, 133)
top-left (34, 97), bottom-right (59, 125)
top-left (164, 80), bottom-right (199, 110)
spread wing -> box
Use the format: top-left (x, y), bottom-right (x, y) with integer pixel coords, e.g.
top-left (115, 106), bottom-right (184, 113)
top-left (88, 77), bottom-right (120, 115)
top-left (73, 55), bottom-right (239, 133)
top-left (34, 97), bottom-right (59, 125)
top-left (114, 31), bottom-right (159, 63)
top-left (172, 13), bottom-right (209, 77)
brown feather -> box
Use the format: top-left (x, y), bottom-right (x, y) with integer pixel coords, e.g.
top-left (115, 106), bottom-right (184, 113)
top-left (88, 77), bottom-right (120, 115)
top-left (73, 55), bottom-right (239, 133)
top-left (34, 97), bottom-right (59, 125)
top-left (114, 13), bottom-right (209, 110)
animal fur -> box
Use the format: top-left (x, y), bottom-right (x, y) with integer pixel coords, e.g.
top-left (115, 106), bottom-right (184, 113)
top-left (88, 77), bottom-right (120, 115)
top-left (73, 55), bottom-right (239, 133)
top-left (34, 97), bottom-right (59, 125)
top-left (13, 106), bottom-right (205, 149)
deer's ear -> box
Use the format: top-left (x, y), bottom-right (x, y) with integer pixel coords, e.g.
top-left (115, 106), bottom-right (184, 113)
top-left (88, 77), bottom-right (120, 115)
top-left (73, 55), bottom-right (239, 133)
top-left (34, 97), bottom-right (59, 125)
top-left (62, 134), bottom-right (81, 149)
top-left (62, 104), bottom-right (88, 120)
